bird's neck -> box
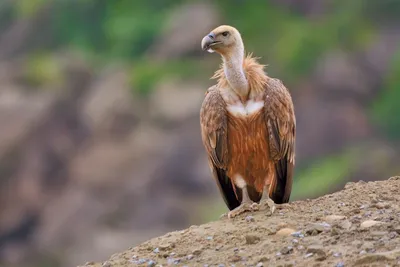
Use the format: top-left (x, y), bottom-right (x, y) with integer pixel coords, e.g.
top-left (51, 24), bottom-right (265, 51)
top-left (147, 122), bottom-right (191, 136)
top-left (222, 45), bottom-right (249, 102)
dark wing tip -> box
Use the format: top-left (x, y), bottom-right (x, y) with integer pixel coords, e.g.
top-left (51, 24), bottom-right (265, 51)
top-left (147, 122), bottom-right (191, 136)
top-left (212, 165), bottom-right (240, 210)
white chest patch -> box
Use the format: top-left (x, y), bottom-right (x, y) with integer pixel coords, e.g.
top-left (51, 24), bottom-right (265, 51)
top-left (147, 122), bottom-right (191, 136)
top-left (227, 100), bottom-right (264, 117)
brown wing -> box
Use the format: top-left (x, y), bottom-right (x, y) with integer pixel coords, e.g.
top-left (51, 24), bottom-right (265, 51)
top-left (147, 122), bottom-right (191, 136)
top-left (264, 78), bottom-right (296, 204)
top-left (200, 86), bottom-right (240, 210)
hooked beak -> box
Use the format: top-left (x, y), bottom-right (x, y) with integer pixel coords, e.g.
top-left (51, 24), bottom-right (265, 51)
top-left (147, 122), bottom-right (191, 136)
top-left (201, 32), bottom-right (221, 51)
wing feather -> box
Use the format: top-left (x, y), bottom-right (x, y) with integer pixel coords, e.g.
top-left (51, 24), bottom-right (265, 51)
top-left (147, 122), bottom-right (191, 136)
top-left (264, 78), bottom-right (296, 204)
top-left (200, 86), bottom-right (240, 210)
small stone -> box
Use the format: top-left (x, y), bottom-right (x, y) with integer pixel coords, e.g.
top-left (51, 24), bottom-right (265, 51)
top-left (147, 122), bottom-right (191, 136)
top-left (102, 262), bottom-right (111, 267)
top-left (297, 245), bottom-right (305, 250)
top-left (159, 243), bottom-right (174, 251)
top-left (153, 248), bottom-right (160, 254)
top-left (359, 250), bottom-right (367, 255)
top-left (388, 176), bottom-right (400, 180)
top-left (277, 222), bottom-right (288, 229)
top-left (245, 235), bottom-right (260, 244)
top-left (371, 231), bottom-right (387, 237)
top-left (280, 246), bottom-right (293, 255)
top-left (192, 249), bottom-right (202, 256)
top-left (335, 263), bottom-right (345, 267)
top-left (306, 224), bottom-right (325, 235)
top-left (137, 259), bottom-right (147, 264)
top-left (360, 220), bottom-right (383, 229)
top-left (256, 263), bottom-right (264, 267)
top-left (351, 240), bottom-right (363, 249)
top-left (320, 222), bottom-right (331, 228)
top-left (389, 231), bottom-right (398, 239)
top-left (206, 236), bottom-right (213, 240)
top-left (306, 245), bottom-right (327, 261)
top-left (245, 215), bottom-right (255, 222)
top-left (374, 202), bottom-right (390, 209)
top-left (276, 228), bottom-right (296, 236)
top-left (304, 253), bottom-right (313, 258)
top-left (393, 226), bottom-right (400, 234)
top-left (233, 247), bottom-right (239, 252)
top-left (362, 242), bottom-right (374, 251)
top-left (187, 254), bottom-right (194, 260)
top-left (170, 252), bottom-right (176, 257)
top-left (218, 264), bottom-right (225, 267)
top-left (147, 260), bottom-right (156, 267)
top-left (316, 254), bottom-right (327, 261)
top-left (229, 255), bottom-right (241, 262)
top-left (276, 252), bottom-right (282, 257)
top-left (292, 239), bottom-right (299, 244)
top-left (338, 220), bottom-right (352, 230)
top-left (85, 262), bottom-right (95, 266)
top-left (173, 259), bottom-right (181, 264)
top-left (291, 231), bottom-right (304, 238)
top-left (363, 211), bottom-right (372, 217)
top-left (331, 227), bottom-right (340, 236)
top-left (325, 215), bottom-right (346, 223)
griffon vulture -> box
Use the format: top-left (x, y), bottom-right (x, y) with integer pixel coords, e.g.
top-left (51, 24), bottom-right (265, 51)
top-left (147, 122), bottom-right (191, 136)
top-left (200, 25), bottom-right (296, 218)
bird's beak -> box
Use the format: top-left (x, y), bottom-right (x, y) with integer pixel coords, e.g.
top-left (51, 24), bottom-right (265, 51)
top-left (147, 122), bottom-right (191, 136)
top-left (201, 33), bottom-right (221, 52)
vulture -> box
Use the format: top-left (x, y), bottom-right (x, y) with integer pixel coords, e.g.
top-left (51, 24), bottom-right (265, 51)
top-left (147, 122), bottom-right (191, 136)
top-left (200, 25), bottom-right (296, 218)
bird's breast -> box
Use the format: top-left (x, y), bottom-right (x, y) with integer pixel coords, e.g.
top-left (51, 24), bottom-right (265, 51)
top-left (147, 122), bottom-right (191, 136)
top-left (226, 100), bottom-right (264, 117)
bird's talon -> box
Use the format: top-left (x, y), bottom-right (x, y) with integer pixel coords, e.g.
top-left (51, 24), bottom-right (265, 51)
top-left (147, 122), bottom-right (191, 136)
top-left (227, 203), bottom-right (254, 219)
top-left (250, 202), bottom-right (259, 211)
top-left (260, 199), bottom-right (276, 215)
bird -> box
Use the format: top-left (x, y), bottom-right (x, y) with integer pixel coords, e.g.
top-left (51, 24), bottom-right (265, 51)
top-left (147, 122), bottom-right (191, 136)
top-left (199, 25), bottom-right (296, 218)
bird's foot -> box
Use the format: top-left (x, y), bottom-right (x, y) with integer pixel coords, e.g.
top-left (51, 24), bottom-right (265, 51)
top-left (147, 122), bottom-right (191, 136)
top-left (258, 198), bottom-right (276, 215)
top-left (227, 202), bottom-right (258, 219)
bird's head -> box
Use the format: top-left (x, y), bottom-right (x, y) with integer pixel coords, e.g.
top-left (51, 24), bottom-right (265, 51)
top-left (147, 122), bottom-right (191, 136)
top-left (201, 25), bottom-right (243, 55)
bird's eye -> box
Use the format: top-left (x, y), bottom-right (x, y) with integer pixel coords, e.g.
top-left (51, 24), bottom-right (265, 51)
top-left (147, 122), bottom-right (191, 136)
top-left (222, 31), bottom-right (229, 37)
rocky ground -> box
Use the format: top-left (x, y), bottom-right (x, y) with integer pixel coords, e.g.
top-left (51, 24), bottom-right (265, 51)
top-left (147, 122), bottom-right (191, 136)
top-left (80, 177), bottom-right (400, 267)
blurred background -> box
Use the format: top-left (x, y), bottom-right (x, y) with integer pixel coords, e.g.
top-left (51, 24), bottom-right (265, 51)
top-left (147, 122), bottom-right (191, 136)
top-left (0, 0), bottom-right (399, 266)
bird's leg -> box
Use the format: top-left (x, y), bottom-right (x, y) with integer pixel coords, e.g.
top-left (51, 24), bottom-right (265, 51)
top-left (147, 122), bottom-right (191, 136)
top-left (227, 187), bottom-right (258, 219)
top-left (253, 183), bottom-right (276, 215)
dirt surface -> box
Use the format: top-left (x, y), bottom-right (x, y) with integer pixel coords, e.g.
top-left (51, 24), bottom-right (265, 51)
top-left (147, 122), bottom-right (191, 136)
top-left (80, 177), bottom-right (400, 267)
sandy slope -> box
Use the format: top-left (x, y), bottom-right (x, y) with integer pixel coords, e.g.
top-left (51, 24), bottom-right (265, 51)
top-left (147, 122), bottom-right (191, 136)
top-left (80, 177), bottom-right (400, 267)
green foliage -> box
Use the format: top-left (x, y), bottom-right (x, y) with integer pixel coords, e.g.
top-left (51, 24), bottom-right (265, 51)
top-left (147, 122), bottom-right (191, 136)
top-left (5, 0), bottom-right (387, 95)
top-left (196, 197), bottom-right (226, 223)
top-left (103, 2), bottom-right (163, 59)
top-left (14, 0), bottom-right (47, 18)
top-left (50, 0), bottom-right (183, 61)
top-left (291, 151), bottom-right (356, 200)
top-left (216, 1), bottom-right (375, 83)
top-left (24, 53), bottom-right (63, 88)
top-left (130, 59), bottom-right (202, 95)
